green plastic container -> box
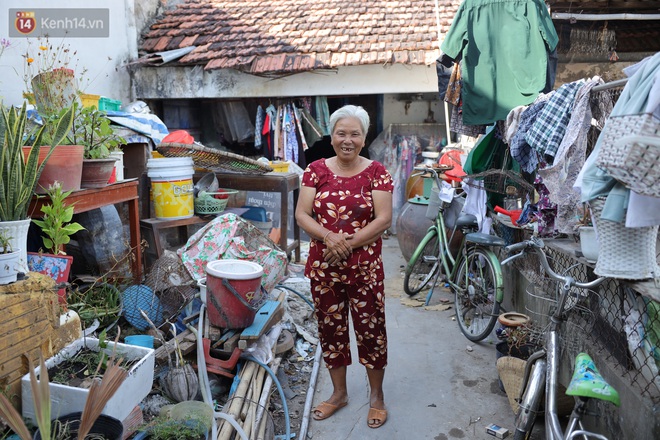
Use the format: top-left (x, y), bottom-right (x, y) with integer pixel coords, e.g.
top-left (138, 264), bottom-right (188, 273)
top-left (99, 96), bottom-right (122, 111)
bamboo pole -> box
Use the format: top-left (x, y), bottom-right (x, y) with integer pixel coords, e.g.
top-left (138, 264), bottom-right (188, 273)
top-left (253, 357), bottom-right (282, 440)
top-left (247, 367), bottom-right (266, 439)
top-left (239, 366), bottom-right (262, 439)
top-left (217, 361), bottom-right (257, 440)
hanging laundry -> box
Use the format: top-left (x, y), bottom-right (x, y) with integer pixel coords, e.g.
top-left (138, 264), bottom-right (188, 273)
top-left (262, 112), bottom-right (272, 159)
top-left (509, 92), bottom-right (552, 173)
top-left (300, 97), bottom-right (313, 114)
top-left (441, 0), bottom-right (558, 125)
top-left (436, 53), bottom-right (455, 101)
top-left (450, 104), bottom-right (487, 137)
top-left (254, 105), bottom-right (265, 149)
top-left (284, 104), bottom-right (299, 163)
top-left (299, 107), bottom-right (323, 147)
top-left (444, 62), bottom-right (462, 106)
top-left (525, 79), bottom-right (586, 162)
top-left (502, 105), bottom-right (527, 145)
top-left (538, 77), bottom-right (611, 234)
top-left (293, 106), bottom-right (308, 152)
top-left (273, 104), bottom-right (282, 159)
top-left (315, 96), bottom-right (331, 136)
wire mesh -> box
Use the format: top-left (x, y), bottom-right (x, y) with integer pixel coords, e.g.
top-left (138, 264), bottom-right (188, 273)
top-left (524, 247), bottom-right (660, 402)
top-left (142, 251), bottom-right (197, 328)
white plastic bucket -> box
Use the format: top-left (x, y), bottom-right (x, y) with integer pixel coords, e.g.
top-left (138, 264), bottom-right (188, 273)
top-left (147, 157), bottom-right (194, 220)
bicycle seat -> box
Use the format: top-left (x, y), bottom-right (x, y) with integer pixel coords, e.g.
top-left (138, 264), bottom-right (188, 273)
top-left (455, 214), bottom-right (478, 228)
top-left (464, 232), bottom-right (506, 247)
top-left (566, 353), bottom-right (620, 406)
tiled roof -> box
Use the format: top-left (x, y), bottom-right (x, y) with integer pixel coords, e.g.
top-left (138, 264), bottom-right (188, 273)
top-left (139, 0), bottom-right (461, 75)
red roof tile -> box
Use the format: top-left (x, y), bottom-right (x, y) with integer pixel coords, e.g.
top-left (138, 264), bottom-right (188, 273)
top-left (138, 0), bottom-right (461, 75)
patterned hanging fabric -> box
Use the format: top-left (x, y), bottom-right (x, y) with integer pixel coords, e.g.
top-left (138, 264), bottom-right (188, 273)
top-left (285, 103), bottom-right (299, 162)
top-left (254, 105), bottom-right (265, 149)
top-left (293, 105), bottom-right (308, 151)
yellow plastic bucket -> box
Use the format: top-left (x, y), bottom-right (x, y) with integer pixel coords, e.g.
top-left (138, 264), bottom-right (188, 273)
top-left (147, 157), bottom-right (194, 220)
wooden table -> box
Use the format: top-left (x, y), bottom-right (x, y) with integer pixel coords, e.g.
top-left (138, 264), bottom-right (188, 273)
top-left (208, 172), bottom-right (301, 261)
top-left (29, 180), bottom-right (143, 282)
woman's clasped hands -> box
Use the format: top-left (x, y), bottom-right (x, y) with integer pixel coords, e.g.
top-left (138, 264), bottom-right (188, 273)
top-left (322, 231), bottom-right (354, 265)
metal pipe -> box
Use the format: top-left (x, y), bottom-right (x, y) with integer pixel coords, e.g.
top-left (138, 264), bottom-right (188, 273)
top-left (552, 12), bottom-right (660, 21)
top-left (298, 344), bottom-right (323, 440)
top-left (591, 78), bottom-right (629, 92)
top-left (545, 330), bottom-right (564, 440)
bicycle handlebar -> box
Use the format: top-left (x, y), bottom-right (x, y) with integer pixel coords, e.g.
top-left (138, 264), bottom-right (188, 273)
top-left (502, 237), bottom-right (606, 290)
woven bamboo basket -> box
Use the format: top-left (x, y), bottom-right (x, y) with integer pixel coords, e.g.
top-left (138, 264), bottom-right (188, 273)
top-left (157, 143), bottom-right (273, 174)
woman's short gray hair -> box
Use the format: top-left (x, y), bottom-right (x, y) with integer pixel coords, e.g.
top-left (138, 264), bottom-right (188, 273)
top-left (329, 105), bottom-right (370, 136)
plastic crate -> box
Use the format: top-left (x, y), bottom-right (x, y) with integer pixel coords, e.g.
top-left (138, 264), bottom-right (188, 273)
top-left (80, 93), bottom-right (101, 109)
top-left (99, 97), bottom-right (122, 112)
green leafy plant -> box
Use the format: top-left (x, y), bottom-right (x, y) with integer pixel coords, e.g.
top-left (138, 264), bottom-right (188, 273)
top-left (0, 103), bottom-right (74, 222)
top-left (31, 182), bottom-right (85, 255)
top-left (147, 416), bottom-right (208, 440)
top-left (0, 230), bottom-right (13, 254)
top-left (70, 106), bottom-right (125, 159)
top-left (67, 282), bottom-right (122, 334)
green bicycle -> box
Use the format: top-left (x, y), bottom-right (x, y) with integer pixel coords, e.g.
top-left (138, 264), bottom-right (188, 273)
top-left (403, 166), bottom-right (506, 342)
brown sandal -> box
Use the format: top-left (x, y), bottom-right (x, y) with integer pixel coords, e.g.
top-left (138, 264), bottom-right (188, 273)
top-left (312, 400), bottom-right (348, 421)
top-left (367, 407), bottom-right (388, 429)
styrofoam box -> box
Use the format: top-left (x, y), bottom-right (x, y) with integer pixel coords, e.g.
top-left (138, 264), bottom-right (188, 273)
top-left (22, 337), bottom-right (155, 423)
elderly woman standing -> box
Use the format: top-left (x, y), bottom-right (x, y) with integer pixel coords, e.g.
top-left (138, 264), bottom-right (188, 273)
top-left (295, 105), bottom-right (393, 429)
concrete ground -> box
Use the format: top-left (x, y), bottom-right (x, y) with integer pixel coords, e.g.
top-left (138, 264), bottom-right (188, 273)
top-left (306, 236), bottom-right (522, 440)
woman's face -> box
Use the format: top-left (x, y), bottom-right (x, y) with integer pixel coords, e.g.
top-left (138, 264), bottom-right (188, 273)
top-left (331, 117), bottom-right (365, 162)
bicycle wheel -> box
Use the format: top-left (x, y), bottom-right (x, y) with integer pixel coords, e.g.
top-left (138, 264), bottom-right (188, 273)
top-left (403, 228), bottom-right (440, 296)
top-left (453, 247), bottom-right (500, 341)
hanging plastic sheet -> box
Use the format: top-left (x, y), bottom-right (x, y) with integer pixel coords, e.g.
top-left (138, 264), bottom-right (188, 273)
top-left (177, 213), bottom-right (288, 293)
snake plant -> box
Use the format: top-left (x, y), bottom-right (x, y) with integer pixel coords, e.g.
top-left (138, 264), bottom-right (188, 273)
top-left (0, 103), bottom-right (74, 221)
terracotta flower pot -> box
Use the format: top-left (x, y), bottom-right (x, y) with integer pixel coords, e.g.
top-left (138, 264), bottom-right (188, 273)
top-left (81, 158), bottom-right (118, 188)
top-left (22, 145), bottom-right (84, 194)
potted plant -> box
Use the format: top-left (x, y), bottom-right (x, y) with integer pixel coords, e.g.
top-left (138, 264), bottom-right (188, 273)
top-left (71, 106), bottom-right (125, 188)
top-left (28, 182), bottom-right (86, 303)
top-left (0, 102), bottom-right (74, 273)
top-left (0, 339), bottom-right (129, 440)
top-left (23, 37), bottom-right (81, 120)
top-left (25, 106), bottom-right (86, 195)
top-left (20, 330), bottom-right (155, 427)
top-left (0, 229), bottom-right (21, 285)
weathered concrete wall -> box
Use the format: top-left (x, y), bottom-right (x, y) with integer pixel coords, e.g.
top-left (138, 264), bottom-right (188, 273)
top-left (131, 63), bottom-right (441, 100)
top-left (1, 0), bottom-right (136, 107)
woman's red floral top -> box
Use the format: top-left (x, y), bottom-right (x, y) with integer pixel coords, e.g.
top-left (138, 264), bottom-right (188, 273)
top-left (302, 159), bottom-right (393, 285)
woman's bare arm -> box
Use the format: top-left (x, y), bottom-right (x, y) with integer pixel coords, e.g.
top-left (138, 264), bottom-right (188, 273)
top-left (346, 190), bottom-right (392, 249)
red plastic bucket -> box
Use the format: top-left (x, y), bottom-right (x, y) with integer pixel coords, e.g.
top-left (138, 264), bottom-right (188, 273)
top-left (205, 259), bottom-right (264, 329)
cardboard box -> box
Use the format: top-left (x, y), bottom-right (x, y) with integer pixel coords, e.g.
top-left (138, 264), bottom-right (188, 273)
top-left (485, 424), bottom-right (509, 439)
